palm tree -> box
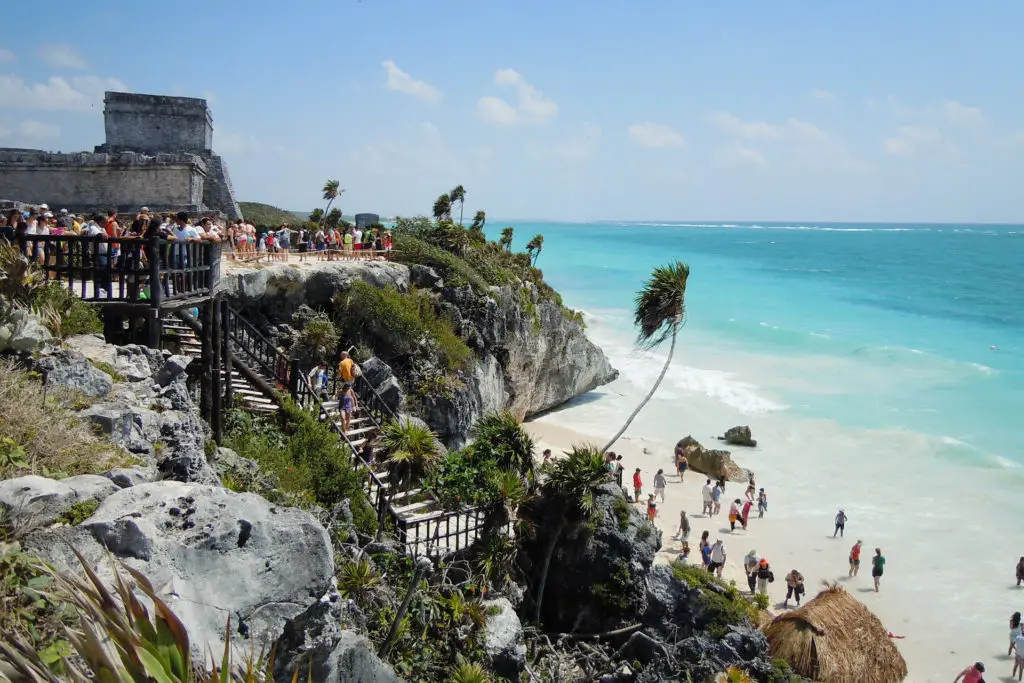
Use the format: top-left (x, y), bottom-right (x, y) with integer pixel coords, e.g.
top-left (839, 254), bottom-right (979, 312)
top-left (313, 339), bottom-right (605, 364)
top-left (379, 418), bottom-right (445, 494)
top-left (468, 211), bottom-right (486, 246)
top-left (470, 210), bottom-right (486, 231)
top-left (449, 185), bottom-right (466, 226)
top-left (471, 411), bottom-right (536, 480)
top-left (321, 179), bottom-right (343, 226)
top-left (433, 193), bottom-right (452, 222)
top-left (525, 234), bottom-right (544, 266)
top-left (530, 445), bottom-right (610, 624)
top-left (499, 226), bottom-right (514, 251)
top-left (601, 260), bottom-right (690, 453)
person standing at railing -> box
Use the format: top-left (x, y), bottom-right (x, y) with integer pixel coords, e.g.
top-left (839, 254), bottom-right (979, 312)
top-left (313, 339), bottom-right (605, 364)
top-left (169, 212), bottom-right (200, 293)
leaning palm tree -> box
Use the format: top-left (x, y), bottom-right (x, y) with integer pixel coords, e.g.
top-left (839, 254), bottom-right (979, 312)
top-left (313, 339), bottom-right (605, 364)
top-left (499, 226), bottom-right (514, 251)
top-left (525, 234), bottom-right (544, 266)
top-left (321, 179), bottom-right (343, 226)
top-left (449, 185), bottom-right (466, 226)
top-left (468, 211), bottom-right (487, 246)
top-left (432, 193), bottom-right (452, 222)
top-left (379, 418), bottom-right (445, 494)
top-left (601, 260), bottom-right (690, 453)
top-left (530, 444), bottom-right (610, 624)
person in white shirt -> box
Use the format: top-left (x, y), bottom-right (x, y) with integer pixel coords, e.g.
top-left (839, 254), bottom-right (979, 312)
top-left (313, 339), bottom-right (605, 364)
top-left (709, 540), bottom-right (727, 578)
top-left (701, 479), bottom-right (714, 516)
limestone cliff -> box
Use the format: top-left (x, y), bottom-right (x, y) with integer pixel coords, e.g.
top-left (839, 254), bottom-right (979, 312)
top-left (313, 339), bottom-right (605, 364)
top-left (218, 261), bottom-right (618, 446)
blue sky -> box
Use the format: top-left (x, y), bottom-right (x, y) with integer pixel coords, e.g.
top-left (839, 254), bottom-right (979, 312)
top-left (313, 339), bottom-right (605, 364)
top-left (2, 1), bottom-right (1023, 223)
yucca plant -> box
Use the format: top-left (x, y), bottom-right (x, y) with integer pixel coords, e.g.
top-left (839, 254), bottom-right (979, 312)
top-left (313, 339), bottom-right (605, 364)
top-left (715, 664), bottom-right (754, 683)
top-left (0, 547), bottom-right (307, 682)
top-left (337, 558), bottom-right (380, 601)
top-left (602, 260), bottom-right (689, 453)
top-left (450, 656), bottom-right (491, 683)
top-left (379, 418), bottom-right (444, 494)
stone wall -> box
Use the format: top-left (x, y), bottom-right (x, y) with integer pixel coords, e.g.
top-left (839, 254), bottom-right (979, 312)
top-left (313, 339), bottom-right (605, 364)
top-left (99, 92), bottom-right (213, 154)
top-left (0, 150), bottom-right (207, 215)
top-left (201, 153), bottom-right (242, 219)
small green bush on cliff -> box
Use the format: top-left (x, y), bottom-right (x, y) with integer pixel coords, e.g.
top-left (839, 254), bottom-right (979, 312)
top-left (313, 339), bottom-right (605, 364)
top-left (671, 561), bottom-right (758, 637)
top-left (391, 234), bottom-right (488, 290)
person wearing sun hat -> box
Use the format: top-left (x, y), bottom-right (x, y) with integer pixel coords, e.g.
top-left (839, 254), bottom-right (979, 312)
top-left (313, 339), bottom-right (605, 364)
top-left (743, 549), bottom-right (760, 593)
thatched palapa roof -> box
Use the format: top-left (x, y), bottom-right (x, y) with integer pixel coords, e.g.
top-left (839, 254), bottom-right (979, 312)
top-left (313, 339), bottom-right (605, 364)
top-left (762, 584), bottom-right (908, 683)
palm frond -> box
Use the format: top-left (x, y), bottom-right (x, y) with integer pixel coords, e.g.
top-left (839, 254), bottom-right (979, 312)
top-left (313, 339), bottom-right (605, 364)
top-left (633, 260), bottom-right (689, 350)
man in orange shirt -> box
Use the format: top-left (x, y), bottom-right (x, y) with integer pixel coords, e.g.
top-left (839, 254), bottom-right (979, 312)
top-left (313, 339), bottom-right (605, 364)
top-left (337, 351), bottom-right (355, 384)
top-left (848, 540), bottom-right (863, 577)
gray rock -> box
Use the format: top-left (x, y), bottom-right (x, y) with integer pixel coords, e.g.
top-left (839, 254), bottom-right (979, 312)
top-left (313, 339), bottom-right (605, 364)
top-left (374, 376), bottom-right (403, 414)
top-left (115, 344), bottom-right (163, 381)
top-left (0, 474), bottom-right (119, 528)
top-left (34, 349), bottom-right (112, 398)
top-left (104, 466), bottom-right (156, 488)
top-left (25, 482), bottom-right (335, 660)
top-left (482, 597), bottom-right (526, 678)
top-left (8, 309), bottom-right (53, 352)
top-left (65, 334), bottom-right (117, 367)
top-left (359, 357), bottom-right (394, 388)
top-left (719, 425), bottom-right (757, 448)
top-left (155, 355), bottom-right (191, 387)
top-left (676, 437), bottom-right (749, 483)
top-left (80, 403), bottom-right (135, 443)
top-left (272, 588), bottom-right (400, 683)
top-left (155, 381), bottom-right (218, 484)
top-left (409, 264), bottom-right (443, 290)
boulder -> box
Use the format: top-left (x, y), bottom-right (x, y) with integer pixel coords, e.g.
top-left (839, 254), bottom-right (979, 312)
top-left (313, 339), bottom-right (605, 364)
top-left (272, 588), bottom-right (401, 683)
top-left (719, 426), bottom-right (757, 448)
top-left (6, 309), bottom-right (53, 352)
top-left (676, 437), bottom-right (748, 483)
top-left (25, 482), bottom-right (335, 659)
top-left (154, 380), bottom-right (219, 484)
top-left (104, 466), bottom-right (157, 488)
top-left (0, 474), bottom-right (119, 528)
top-left (65, 334), bottom-right (117, 367)
top-left (409, 264), bottom-right (443, 290)
top-left (359, 357), bottom-right (394, 389)
top-left (519, 483), bottom-right (660, 633)
top-left (482, 597), bottom-right (526, 678)
top-left (155, 355), bottom-right (191, 387)
top-left (115, 344), bottom-right (164, 382)
top-left (33, 349), bottom-right (112, 398)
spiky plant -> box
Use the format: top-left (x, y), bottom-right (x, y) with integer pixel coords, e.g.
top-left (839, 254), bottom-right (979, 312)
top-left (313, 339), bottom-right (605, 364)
top-left (471, 411), bottom-right (535, 480)
top-left (337, 558), bottom-right (381, 601)
top-left (529, 445), bottom-right (610, 624)
top-left (297, 317), bottom-right (339, 364)
top-left (715, 665), bottom-right (754, 683)
top-left (379, 418), bottom-right (445, 493)
top-left (450, 656), bottom-right (491, 683)
top-left (602, 260), bottom-right (689, 453)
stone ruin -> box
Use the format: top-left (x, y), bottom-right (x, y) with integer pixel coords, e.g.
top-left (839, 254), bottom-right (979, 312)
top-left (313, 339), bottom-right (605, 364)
top-left (0, 91), bottom-right (242, 219)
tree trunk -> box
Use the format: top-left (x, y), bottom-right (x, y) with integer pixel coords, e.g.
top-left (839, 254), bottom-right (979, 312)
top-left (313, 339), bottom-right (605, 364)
top-left (322, 198), bottom-right (334, 227)
top-left (532, 517), bottom-right (567, 624)
top-left (600, 322), bottom-right (678, 454)
top-left (459, 202), bottom-right (464, 227)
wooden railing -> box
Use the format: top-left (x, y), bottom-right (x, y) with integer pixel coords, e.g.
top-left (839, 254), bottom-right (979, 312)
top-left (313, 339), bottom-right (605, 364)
top-left (14, 234), bottom-right (220, 305)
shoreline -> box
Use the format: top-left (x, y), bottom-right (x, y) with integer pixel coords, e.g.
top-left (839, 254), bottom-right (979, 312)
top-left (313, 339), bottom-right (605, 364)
top-left (524, 416), bottom-right (976, 683)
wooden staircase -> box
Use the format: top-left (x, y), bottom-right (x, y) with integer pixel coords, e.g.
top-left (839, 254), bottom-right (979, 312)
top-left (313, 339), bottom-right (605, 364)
top-left (168, 305), bottom-right (487, 559)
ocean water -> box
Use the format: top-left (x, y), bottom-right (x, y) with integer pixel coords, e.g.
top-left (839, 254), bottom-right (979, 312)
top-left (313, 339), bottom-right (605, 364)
top-left (492, 220), bottom-right (1024, 679)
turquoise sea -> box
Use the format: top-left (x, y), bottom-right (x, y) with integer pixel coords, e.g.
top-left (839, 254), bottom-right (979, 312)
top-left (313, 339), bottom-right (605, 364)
top-left (502, 220), bottom-right (1024, 468)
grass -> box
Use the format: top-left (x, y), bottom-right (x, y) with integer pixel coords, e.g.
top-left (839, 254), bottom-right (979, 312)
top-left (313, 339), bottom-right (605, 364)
top-left (31, 282), bottom-right (103, 339)
top-left (671, 561), bottom-right (759, 637)
top-left (88, 360), bottom-right (125, 383)
top-left (391, 234), bottom-right (488, 290)
top-left (56, 500), bottom-right (99, 526)
top-left (0, 360), bottom-right (129, 480)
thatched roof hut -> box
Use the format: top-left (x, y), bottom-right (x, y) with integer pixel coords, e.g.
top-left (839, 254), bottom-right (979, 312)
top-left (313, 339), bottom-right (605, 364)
top-left (762, 584), bottom-right (908, 683)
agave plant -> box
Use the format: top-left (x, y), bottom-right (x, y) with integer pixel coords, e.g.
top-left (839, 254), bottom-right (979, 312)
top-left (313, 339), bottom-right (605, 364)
top-left (379, 418), bottom-right (445, 494)
top-left (0, 547), bottom-right (306, 682)
top-left (450, 656), bottom-right (491, 683)
top-left (715, 664), bottom-right (754, 683)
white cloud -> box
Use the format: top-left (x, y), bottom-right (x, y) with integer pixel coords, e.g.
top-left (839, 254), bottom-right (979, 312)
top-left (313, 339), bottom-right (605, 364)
top-left (942, 99), bottom-right (985, 127)
top-left (0, 48), bottom-right (15, 63)
top-left (477, 96), bottom-right (518, 125)
top-left (627, 122), bottom-right (684, 148)
top-left (0, 75), bottom-right (127, 112)
top-left (479, 69), bottom-right (557, 125)
top-left (19, 119), bottom-right (60, 140)
top-left (554, 122), bottom-right (602, 159)
top-left (812, 89), bottom-right (834, 100)
top-left (381, 60), bottom-right (441, 103)
top-left (708, 111), bottom-right (828, 142)
top-left (217, 129), bottom-right (261, 155)
top-left (883, 137), bottom-right (912, 157)
top-left (38, 44), bottom-right (88, 69)
top-left (883, 125), bottom-right (941, 156)
top-left (714, 141), bottom-right (766, 167)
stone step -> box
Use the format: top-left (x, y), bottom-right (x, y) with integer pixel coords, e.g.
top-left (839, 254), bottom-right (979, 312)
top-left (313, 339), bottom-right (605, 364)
top-left (388, 488), bottom-right (423, 503)
top-left (392, 500), bottom-right (435, 516)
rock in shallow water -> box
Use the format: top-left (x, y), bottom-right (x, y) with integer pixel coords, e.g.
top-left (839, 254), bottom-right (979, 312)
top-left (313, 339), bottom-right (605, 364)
top-left (25, 482), bottom-right (335, 659)
top-left (719, 425), bottom-right (757, 448)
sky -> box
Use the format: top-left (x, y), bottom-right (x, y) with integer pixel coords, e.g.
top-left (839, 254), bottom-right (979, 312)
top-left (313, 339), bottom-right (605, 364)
top-left (1, 1), bottom-right (1023, 223)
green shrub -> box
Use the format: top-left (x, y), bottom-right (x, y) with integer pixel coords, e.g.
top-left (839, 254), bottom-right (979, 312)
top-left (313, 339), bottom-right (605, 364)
top-left (31, 282), bottom-right (102, 338)
top-left (753, 591), bottom-right (771, 610)
top-left (612, 495), bottom-right (631, 531)
top-left (427, 448), bottom-right (501, 509)
top-left (56, 500), bottom-right (99, 526)
top-left (670, 561), bottom-right (758, 637)
top-left (336, 282), bottom-right (472, 372)
top-left (392, 234), bottom-right (488, 290)
top-left (60, 300), bottom-right (103, 336)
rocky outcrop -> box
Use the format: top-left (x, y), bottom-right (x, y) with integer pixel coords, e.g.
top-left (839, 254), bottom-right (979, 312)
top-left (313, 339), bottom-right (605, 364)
top-left (218, 260), bottom-right (410, 322)
top-left (719, 425), bottom-right (757, 448)
top-left (25, 481), bottom-right (334, 659)
top-left (482, 597), bottom-right (526, 679)
top-left (0, 474), bottom-right (119, 528)
top-left (34, 348), bottom-right (113, 398)
top-left (0, 308), bottom-right (53, 353)
top-left (677, 436), bottom-right (749, 483)
top-left (359, 357), bottom-right (403, 414)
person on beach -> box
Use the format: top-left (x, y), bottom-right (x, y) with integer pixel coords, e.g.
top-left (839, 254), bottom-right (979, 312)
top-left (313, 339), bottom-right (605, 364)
top-left (757, 488), bottom-right (767, 518)
top-left (717, 476), bottom-right (727, 495)
top-left (871, 547), bottom-right (885, 592)
top-left (709, 539), bottom-right (727, 578)
top-left (615, 455), bottom-right (624, 488)
top-left (647, 494), bottom-right (658, 522)
top-left (654, 468), bottom-right (667, 503)
top-left (699, 531), bottom-right (711, 569)
top-left (701, 479), bottom-right (714, 516)
top-left (675, 510), bottom-right (691, 549)
top-left (953, 662), bottom-right (985, 683)
top-left (1017, 557), bottom-right (1024, 586)
top-left (729, 499), bottom-right (742, 531)
top-left (743, 550), bottom-right (760, 594)
top-left (745, 473), bottom-right (756, 502)
top-left (1012, 616), bottom-right (1024, 680)
top-left (633, 468), bottom-right (643, 503)
top-left (741, 499), bottom-right (753, 530)
top-left (1010, 612), bottom-right (1023, 662)
top-left (676, 448), bottom-right (688, 482)
top-left (712, 481), bottom-right (723, 515)
top-left (755, 558), bottom-right (775, 595)
top-left (783, 569), bottom-right (805, 607)
top-left (677, 546), bottom-right (691, 564)
top-left (849, 540), bottom-right (863, 577)
top-left (605, 451), bottom-right (616, 472)
top-left (834, 509), bottom-right (847, 537)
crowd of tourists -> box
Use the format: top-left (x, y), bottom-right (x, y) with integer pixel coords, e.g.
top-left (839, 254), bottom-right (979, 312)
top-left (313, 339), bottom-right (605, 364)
top-left (224, 220), bottom-right (392, 262)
